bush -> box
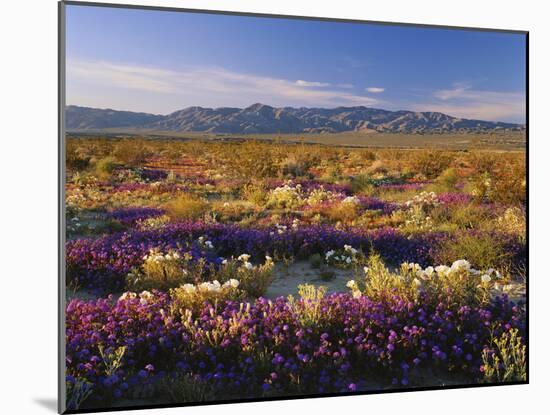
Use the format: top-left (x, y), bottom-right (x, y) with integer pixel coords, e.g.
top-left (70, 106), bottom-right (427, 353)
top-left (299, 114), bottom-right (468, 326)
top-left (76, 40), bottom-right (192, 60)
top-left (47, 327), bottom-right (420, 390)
top-left (214, 255), bottom-right (274, 297)
top-left (165, 194), bottom-right (209, 220)
top-left (410, 150), bottom-right (453, 179)
top-left (436, 168), bottom-right (459, 191)
top-left (95, 156), bottom-right (118, 178)
top-left (241, 182), bottom-right (267, 206)
top-left (325, 198), bottom-right (360, 223)
top-left (481, 328), bottom-right (526, 383)
top-left (126, 249), bottom-right (205, 291)
top-left (170, 280), bottom-right (243, 315)
top-left (433, 234), bottom-right (510, 271)
top-left (113, 141), bottom-right (150, 166)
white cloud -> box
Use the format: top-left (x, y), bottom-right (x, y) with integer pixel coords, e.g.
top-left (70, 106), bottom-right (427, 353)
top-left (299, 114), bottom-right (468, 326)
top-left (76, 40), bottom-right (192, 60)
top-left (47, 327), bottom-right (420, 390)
top-left (366, 87), bottom-right (385, 93)
top-left (295, 80), bottom-right (330, 87)
top-left (67, 59), bottom-right (379, 113)
top-left (414, 83), bottom-right (525, 123)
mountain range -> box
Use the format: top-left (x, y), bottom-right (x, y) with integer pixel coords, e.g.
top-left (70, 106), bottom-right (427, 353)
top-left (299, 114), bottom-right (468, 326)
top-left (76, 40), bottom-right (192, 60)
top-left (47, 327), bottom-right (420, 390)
top-left (66, 104), bottom-right (524, 134)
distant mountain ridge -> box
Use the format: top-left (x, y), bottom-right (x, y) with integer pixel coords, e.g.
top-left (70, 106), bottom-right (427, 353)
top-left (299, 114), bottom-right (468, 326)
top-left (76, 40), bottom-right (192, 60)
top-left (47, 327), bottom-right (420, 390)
top-left (66, 104), bottom-right (524, 134)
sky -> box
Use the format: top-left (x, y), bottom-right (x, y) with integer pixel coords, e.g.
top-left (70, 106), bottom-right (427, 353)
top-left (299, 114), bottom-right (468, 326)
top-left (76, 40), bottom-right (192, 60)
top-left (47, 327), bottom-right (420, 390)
top-left (65, 4), bottom-right (527, 123)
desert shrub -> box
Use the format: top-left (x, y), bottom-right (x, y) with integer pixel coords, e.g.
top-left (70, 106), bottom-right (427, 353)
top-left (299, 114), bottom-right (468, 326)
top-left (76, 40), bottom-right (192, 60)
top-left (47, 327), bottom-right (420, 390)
top-left (241, 182), bottom-right (267, 206)
top-left (126, 249), bottom-right (206, 291)
top-left (447, 204), bottom-right (492, 230)
top-left (481, 329), bottom-right (526, 383)
top-left (491, 160), bottom-right (526, 205)
top-left (305, 187), bottom-right (339, 206)
top-left (66, 377), bottom-right (94, 411)
top-left (280, 152), bottom-right (318, 178)
top-left (265, 183), bottom-right (303, 209)
top-left (348, 254), bottom-right (501, 307)
top-left (349, 174), bottom-right (375, 194)
top-left (435, 167), bottom-right (459, 191)
top-left (94, 156), bottom-right (118, 178)
top-left (220, 142), bottom-right (282, 179)
top-left (287, 284), bottom-right (328, 328)
top-left (169, 280), bottom-right (242, 315)
top-left (214, 255), bottom-right (274, 297)
top-left (410, 150), bottom-right (453, 179)
top-left (494, 207), bottom-right (526, 241)
top-left (366, 160), bottom-right (387, 175)
top-left (433, 234), bottom-right (510, 271)
top-left (160, 373), bottom-right (216, 403)
top-left (113, 141), bottom-right (150, 166)
top-left (325, 197), bottom-right (360, 223)
top-left (66, 145), bottom-right (91, 171)
top-left (468, 151), bottom-right (499, 174)
top-left (469, 172), bottom-right (492, 202)
top-left (165, 193), bottom-right (209, 220)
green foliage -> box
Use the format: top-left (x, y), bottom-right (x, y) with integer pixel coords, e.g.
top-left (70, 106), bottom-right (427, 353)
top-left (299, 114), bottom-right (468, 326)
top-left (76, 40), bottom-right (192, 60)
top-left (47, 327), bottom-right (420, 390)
top-left (409, 150), bottom-right (453, 179)
top-left (98, 345), bottom-right (126, 376)
top-left (94, 156), bottom-right (118, 178)
top-left (170, 281), bottom-right (243, 315)
top-left (482, 329), bottom-right (526, 383)
top-left (66, 378), bottom-right (94, 410)
top-left (161, 373), bottom-right (216, 403)
top-left (436, 167), bottom-right (459, 191)
top-left (165, 193), bottom-right (209, 220)
top-left (434, 234), bottom-right (510, 271)
top-left (126, 250), bottom-right (203, 291)
top-left (288, 284), bottom-right (328, 328)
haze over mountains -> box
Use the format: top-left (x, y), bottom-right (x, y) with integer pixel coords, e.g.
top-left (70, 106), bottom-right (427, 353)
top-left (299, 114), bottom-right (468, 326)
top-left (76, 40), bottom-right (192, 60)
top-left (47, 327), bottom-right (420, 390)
top-left (66, 104), bottom-right (524, 134)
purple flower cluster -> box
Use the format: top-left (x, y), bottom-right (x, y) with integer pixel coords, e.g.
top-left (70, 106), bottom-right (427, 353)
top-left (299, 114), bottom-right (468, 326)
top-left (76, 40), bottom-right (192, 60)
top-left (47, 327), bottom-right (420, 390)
top-left (66, 291), bottom-right (524, 408)
top-left (136, 168), bottom-right (168, 181)
top-left (378, 182), bottom-right (427, 192)
top-left (437, 193), bottom-right (474, 205)
top-left (357, 196), bottom-right (398, 214)
top-left (66, 223), bottom-right (526, 291)
top-left (107, 207), bottom-right (165, 226)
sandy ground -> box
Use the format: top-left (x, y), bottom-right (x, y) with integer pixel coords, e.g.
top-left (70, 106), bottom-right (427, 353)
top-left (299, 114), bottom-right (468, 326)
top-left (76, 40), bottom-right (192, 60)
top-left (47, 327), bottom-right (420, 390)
top-left (265, 261), bottom-right (356, 299)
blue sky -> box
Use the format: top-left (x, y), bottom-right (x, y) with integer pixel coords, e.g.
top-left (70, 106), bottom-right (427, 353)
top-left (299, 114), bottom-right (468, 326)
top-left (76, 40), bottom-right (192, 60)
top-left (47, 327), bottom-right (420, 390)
top-left (66, 4), bottom-right (526, 123)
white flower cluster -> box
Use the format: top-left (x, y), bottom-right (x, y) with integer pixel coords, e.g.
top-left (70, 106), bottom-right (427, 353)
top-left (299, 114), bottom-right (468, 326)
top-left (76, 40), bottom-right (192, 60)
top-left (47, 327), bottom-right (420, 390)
top-left (305, 187), bottom-right (339, 206)
top-left (325, 244), bottom-right (359, 265)
top-left (404, 191), bottom-right (439, 208)
top-left (142, 249), bottom-right (181, 263)
top-left (180, 279), bottom-right (240, 294)
top-left (198, 236), bottom-right (214, 249)
top-left (119, 290), bottom-right (155, 304)
top-left (341, 196), bottom-right (360, 205)
top-left (267, 183), bottom-right (303, 208)
top-left (402, 259), bottom-right (502, 286)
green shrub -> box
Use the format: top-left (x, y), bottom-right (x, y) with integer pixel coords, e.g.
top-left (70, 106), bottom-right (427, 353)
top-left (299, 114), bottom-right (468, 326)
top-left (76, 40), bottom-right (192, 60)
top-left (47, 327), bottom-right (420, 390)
top-left (482, 329), bottom-right (526, 383)
top-left (436, 167), bottom-right (459, 191)
top-left (410, 150), bottom-right (453, 179)
top-left (94, 156), bottom-right (117, 178)
top-left (165, 194), bottom-right (209, 220)
top-left (433, 234), bottom-right (510, 271)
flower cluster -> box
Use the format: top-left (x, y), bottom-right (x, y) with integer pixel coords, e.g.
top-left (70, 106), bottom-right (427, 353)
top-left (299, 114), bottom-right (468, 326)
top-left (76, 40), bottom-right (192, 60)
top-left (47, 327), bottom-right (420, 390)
top-left (66, 287), bottom-right (525, 409)
top-left (325, 244), bottom-right (362, 268)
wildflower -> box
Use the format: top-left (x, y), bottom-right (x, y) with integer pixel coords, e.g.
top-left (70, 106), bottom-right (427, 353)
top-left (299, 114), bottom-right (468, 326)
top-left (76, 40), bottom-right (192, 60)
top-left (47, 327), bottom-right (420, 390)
top-left (363, 266), bottom-right (369, 275)
top-left (227, 279), bottom-right (239, 288)
top-left (243, 262), bottom-right (254, 270)
top-left (481, 274), bottom-right (492, 283)
top-left (238, 254), bottom-right (251, 262)
top-left (346, 280), bottom-right (357, 289)
top-left (451, 259), bottom-right (471, 272)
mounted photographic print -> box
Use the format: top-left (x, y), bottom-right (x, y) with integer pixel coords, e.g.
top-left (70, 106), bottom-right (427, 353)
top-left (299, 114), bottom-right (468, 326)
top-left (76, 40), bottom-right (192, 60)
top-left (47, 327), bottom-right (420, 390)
top-left (59, 1), bottom-right (528, 413)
